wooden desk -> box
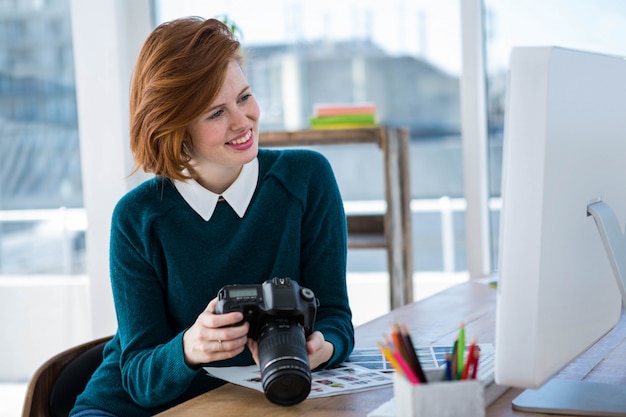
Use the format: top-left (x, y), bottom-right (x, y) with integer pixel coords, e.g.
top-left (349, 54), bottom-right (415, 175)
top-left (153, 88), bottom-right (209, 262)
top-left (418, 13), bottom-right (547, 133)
top-left (155, 281), bottom-right (626, 417)
top-left (259, 127), bottom-right (413, 309)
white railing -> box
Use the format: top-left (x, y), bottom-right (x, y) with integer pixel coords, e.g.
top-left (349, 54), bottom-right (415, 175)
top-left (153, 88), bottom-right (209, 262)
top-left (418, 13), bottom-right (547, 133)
top-left (345, 197), bottom-right (502, 273)
top-left (0, 208), bottom-right (87, 275)
top-left (0, 198), bottom-right (502, 275)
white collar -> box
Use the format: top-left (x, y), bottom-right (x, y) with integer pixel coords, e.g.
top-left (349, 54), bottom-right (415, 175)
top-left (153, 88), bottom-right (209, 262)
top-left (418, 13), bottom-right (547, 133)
top-left (173, 158), bottom-right (258, 221)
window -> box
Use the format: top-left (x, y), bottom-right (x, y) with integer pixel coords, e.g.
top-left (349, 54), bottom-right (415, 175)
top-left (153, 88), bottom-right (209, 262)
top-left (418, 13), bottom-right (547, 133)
top-left (0, 0), bottom-right (85, 276)
top-left (484, 0), bottom-right (626, 270)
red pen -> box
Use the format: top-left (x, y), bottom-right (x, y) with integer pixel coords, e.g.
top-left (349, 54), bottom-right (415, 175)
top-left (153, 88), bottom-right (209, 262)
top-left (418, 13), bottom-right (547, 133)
top-left (470, 345), bottom-right (481, 380)
top-left (461, 338), bottom-right (477, 380)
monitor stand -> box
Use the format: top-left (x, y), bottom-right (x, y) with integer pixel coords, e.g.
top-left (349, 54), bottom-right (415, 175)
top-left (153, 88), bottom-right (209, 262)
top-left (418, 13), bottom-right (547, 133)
top-left (587, 199), bottom-right (626, 305)
top-left (513, 200), bottom-right (626, 416)
top-left (513, 379), bottom-right (626, 417)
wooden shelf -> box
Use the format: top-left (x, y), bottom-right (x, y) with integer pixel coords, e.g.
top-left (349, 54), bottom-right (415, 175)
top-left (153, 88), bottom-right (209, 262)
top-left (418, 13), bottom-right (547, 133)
top-left (260, 127), bottom-right (413, 308)
top-left (346, 214), bottom-right (385, 248)
top-left (260, 127), bottom-right (388, 146)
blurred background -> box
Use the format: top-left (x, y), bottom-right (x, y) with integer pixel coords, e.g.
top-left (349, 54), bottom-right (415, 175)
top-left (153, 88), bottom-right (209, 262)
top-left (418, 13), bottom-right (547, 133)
top-left (2, 0), bottom-right (626, 415)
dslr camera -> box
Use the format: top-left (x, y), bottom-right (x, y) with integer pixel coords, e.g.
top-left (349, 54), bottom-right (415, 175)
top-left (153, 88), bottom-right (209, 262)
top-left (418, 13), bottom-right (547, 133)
top-left (215, 277), bottom-right (318, 406)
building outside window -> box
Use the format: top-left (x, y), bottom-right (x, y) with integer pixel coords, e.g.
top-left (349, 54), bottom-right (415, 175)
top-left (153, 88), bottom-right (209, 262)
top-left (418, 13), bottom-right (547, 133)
top-left (0, 0), bottom-right (85, 277)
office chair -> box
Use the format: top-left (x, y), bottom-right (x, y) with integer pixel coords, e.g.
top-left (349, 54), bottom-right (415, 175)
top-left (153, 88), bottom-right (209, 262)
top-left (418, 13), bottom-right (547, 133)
top-left (21, 335), bottom-right (113, 417)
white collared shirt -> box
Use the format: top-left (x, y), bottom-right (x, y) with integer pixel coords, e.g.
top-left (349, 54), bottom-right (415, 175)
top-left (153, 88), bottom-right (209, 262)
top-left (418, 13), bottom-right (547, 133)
top-left (173, 158), bottom-right (259, 221)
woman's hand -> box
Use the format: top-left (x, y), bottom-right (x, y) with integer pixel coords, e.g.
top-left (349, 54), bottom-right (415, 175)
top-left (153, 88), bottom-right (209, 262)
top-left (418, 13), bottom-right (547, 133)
top-left (305, 331), bottom-right (334, 370)
top-left (183, 297), bottom-right (250, 368)
top-left (246, 330), bottom-right (334, 370)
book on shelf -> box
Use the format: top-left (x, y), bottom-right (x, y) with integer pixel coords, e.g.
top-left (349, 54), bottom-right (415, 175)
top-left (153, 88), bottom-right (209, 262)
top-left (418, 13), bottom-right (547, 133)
top-left (310, 103), bottom-right (377, 130)
top-left (313, 102), bottom-right (377, 117)
top-left (310, 113), bottom-right (376, 129)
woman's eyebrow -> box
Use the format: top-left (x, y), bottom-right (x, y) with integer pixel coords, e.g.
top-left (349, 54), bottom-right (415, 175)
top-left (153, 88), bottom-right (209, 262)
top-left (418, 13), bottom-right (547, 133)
top-left (204, 85), bottom-right (251, 113)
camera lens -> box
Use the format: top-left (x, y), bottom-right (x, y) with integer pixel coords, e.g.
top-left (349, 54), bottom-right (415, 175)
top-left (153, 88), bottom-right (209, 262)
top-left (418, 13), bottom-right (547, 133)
top-left (257, 318), bottom-right (311, 406)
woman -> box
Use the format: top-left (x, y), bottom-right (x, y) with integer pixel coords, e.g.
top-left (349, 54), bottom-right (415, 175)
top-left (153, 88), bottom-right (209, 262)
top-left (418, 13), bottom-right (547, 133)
top-left (71, 16), bottom-right (354, 417)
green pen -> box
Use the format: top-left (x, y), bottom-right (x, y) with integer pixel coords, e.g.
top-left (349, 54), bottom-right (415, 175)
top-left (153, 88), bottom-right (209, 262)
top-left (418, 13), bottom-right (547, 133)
top-left (456, 322), bottom-right (465, 380)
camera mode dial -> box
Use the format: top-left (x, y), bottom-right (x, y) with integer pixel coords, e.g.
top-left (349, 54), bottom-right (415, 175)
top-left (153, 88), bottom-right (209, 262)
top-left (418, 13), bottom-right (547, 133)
top-left (300, 288), bottom-right (315, 302)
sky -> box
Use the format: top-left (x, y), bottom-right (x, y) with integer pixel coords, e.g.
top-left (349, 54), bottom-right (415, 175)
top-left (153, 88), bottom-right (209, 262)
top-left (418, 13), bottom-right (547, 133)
top-left (484, 0), bottom-right (626, 72)
top-left (155, 0), bottom-right (463, 74)
top-left (156, 0), bottom-right (626, 76)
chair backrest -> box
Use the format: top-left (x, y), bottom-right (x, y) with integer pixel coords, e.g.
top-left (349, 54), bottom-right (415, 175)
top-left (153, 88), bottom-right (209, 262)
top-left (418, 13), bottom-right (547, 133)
top-left (21, 335), bottom-right (113, 417)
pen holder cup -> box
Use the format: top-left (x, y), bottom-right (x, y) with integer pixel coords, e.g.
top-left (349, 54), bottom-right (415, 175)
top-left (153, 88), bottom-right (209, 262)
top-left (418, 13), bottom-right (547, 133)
top-left (393, 369), bottom-right (485, 417)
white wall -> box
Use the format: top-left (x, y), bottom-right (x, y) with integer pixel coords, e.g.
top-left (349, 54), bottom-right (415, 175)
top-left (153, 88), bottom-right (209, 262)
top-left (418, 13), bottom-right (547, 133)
top-left (70, 0), bottom-right (153, 339)
top-left (0, 276), bottom-right (90, 380)
top-left (460, 0), bottom-right (492, 278)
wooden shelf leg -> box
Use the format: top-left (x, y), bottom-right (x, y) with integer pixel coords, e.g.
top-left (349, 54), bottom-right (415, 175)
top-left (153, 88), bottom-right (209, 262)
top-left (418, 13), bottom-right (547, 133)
top-left (383, 128), bottom-right (413, 309)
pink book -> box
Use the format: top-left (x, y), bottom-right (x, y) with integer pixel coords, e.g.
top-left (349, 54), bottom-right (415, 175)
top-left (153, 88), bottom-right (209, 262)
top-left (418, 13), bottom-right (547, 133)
top-left (314, 103), bottom-right (376, 117)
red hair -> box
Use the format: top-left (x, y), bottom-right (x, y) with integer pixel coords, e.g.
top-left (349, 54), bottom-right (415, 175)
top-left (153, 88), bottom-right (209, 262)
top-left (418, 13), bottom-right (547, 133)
top-left (129, 17), bottom-right (242, 179)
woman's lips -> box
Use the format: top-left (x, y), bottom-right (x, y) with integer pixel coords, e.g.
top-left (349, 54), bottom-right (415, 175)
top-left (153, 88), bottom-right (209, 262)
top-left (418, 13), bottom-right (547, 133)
top-left (227, 130), bottom-right (254, 150)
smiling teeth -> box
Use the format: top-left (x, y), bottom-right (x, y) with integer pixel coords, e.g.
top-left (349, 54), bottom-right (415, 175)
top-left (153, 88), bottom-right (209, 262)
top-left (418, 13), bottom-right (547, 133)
top-left (229, 130), bottom-right (252, 145)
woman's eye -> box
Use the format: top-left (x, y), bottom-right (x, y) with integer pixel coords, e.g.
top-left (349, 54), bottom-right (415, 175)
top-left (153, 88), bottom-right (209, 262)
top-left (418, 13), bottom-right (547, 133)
top-left (208, 109), bottom-right (223, 120)
top-left (240, 93), bottom-right (252, 102)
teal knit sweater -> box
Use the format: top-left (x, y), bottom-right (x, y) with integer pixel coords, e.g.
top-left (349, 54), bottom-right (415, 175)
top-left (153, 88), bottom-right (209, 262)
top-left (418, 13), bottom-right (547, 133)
top-left (71, 148), bottom-right (354, 416)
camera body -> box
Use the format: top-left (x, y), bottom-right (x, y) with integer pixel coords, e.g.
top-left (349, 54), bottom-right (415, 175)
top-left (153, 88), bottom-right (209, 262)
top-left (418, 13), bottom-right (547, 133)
top-left (215, 277), bottom-right (318, 339)
top-left (215, 277), bottom-right (319, 406)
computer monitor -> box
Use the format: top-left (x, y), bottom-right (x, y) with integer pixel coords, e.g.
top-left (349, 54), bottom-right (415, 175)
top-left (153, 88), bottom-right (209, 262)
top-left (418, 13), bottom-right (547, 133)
top-left (495, 46), bottom-right (626, 415)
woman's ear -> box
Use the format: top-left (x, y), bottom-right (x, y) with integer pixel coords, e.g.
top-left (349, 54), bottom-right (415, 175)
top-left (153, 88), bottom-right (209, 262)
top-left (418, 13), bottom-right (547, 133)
top-left (182, 132), bottom-right (193, 156)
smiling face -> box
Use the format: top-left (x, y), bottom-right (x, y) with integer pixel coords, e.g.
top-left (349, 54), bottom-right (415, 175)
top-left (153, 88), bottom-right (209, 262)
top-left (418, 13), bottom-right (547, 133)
top-left (186, 60), bottom-right (260, 193)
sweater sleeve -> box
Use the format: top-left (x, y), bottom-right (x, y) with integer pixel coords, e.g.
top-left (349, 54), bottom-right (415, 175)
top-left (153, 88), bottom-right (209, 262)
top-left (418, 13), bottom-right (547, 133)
top-left (295, 151), bottom-right (355, 367)
top-left (108, 192), bottom-right (199, 408)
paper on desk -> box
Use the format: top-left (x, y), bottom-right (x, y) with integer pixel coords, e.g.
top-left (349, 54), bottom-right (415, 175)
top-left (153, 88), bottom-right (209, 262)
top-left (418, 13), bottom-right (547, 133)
top-left (204, 362), bottom-right (393, 399)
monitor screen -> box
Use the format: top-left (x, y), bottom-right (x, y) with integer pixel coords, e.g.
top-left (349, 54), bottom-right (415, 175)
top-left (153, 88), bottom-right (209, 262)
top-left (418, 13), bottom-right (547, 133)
top-left (495, 46), bottom-right (626, 415)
